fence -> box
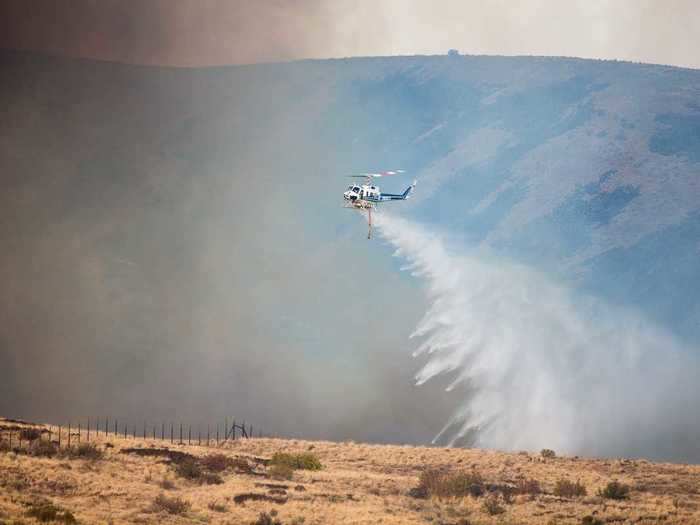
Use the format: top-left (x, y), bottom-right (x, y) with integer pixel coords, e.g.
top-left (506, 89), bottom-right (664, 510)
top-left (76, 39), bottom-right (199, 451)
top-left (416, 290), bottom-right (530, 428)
top-left (0, 416), bottom-right (265, 451)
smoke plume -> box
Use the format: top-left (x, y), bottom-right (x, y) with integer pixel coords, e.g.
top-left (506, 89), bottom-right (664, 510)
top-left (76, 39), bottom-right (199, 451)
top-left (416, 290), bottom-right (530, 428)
top-left (376, 212), bottom-right (700, 461)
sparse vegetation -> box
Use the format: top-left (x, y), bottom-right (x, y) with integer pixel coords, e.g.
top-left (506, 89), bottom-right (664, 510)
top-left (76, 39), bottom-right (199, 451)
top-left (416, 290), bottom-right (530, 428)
top-left (1, 418), bottom-right (698, 524)
top-left (151, 494), bottom-right (190, 515)
top-left (553, 479), bottom-right (587, 498)
top-left (540, 449), bottom-right (556, 459)
top-left (598, 481), bottom-right (630, 500)
top-left (270, 452), bottom-right (322, 471)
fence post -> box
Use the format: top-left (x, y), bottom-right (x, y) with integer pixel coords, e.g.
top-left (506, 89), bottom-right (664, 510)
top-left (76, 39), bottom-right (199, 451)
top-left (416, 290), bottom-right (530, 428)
top-left (161, 422), bottom-right (165, 441)
top-left (224, 418), bottom-right (228, 441)
top-left (188, 425), bottom-right (191, 445)
top-left (143, 421), bottom-right (146, 440)
top-left (207, 424), bottom-right (210, 447)
top-left (179, 423), bottom-right (182, 444)
top-left (57, 426), bottom-right (61, 447)
top-left (170, 423), bottom-right (173, 444)
top-left (87, 418), bottom-right (90, 442)
top-left (250, 425), bottom-right (253, 439)
top-left (232, 420), bottom-right (236, 440)
top-left (105, 417), bottom-right (108, 437)
top-left (198, 427), bottom-right (201, 446)
top-left (153, 424), bottom-right (156, 440)
top-left (114, 419), bottom-right (118, 436)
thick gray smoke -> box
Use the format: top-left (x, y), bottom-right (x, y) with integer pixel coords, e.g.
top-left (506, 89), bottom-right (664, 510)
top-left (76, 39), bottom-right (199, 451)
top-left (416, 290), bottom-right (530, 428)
top-left (376, 212), bottom-right (700, 461)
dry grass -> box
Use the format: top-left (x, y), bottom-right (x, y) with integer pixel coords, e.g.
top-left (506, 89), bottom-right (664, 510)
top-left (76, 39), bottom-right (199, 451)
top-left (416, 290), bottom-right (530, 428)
top-left (1, 417), bottom-right (700, 524)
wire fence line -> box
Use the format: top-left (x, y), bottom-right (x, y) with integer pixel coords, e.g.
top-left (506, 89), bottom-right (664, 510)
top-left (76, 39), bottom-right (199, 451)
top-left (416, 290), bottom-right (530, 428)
top-left (0, 416), bottom-right (265, 451)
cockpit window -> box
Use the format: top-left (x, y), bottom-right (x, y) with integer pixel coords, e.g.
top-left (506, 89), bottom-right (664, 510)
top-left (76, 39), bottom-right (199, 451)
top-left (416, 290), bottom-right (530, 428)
top-left (347, 185), bottom-right (354, 191)
top-left (353, 186), bottom-right (360, 192)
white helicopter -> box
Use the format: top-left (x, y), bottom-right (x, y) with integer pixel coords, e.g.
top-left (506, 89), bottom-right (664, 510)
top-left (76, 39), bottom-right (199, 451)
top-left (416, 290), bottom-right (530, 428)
top-left (343, 170), bottom-right (416, 238)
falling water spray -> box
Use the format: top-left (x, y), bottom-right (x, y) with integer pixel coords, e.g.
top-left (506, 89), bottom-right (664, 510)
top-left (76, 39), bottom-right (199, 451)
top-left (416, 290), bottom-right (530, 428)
top-left (375, 212), bottom-right (700, 460)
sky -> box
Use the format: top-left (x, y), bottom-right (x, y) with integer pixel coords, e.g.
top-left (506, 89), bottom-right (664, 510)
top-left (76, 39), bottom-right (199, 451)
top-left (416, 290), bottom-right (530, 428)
top-left (1, 0), bottom-right (699, 69)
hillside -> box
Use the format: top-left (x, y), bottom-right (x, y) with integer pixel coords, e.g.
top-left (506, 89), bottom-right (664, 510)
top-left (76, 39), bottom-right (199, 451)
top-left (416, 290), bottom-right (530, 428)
top-left (1, 418), bottom-right (699, 525)
top-left (1, 50), bottom-right (699, 458)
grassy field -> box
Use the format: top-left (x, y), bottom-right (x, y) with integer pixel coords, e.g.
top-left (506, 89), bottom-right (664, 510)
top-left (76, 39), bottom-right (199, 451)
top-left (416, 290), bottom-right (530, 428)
top-left (1, 417), bottom-right (699, 524)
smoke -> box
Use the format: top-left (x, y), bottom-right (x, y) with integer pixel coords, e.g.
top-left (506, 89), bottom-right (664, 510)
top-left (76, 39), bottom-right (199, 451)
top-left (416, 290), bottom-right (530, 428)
top-left (376, 212), bottom-right (700, 461)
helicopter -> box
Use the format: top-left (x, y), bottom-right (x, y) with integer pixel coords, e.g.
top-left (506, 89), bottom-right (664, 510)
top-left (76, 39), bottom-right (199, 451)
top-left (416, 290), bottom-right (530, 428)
top-left (343, 170), bottom-right (416, 238)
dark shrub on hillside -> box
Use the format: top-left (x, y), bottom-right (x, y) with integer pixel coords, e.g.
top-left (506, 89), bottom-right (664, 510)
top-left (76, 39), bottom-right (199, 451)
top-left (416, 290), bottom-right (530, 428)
top-left (516, 478), bottom-right (541, 495)
top-left (540, 449), bottom-right (556, 459)
top-left (251, 511), bottom-right (282, 525)
top-left (598, 481), bottom-right (630, 500)
top-left (553, 479), bottom-right (587, 498)
top-left (200, 453), bottom-right (234, 472)
top-left (151, 494), bottom-right (190, 515)
top-left (581, 516), bottom-right (604, 525)
top-left (414, 469), bottom-right (485, 499)
top-left (175, 459), bottom-right (203, 480)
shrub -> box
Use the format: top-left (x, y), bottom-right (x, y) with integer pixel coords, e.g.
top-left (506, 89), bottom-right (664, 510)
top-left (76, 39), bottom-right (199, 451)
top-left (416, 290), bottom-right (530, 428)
top-left (598, 481), bottom-right (630, 500)
top-left (516, 478), bottom-right (541, 496)
top-left (415, 469), bottom-right (485, 499)
top-left (581, 516), bottom-right (604, 525)
top-left (25, 500), bottom-right (77, 524)
top-left (269, 464), bottom-right (294, 481)
top-left (251, 512), bottom-right (282, 525)
top-left (175, 459), bottom-right (203, 480)
top-left (152, 494), bottom-right (190, 515)
top-left (27, 440), bottom-right (58, 458)
top-left (553, 479), bottom-right (587, 498)
top-left (270, 452), bottom-right (322, 471)
top-left (482, 495), bottom-right (505, 515)
top-left (200, 453), bottom-right (234, 472)
top-left (540, 449), bottom-right (556, 459)
top-left (0, 440), bottom-right (12, 453)
top-left (60, 443), bottom-right (103, 460)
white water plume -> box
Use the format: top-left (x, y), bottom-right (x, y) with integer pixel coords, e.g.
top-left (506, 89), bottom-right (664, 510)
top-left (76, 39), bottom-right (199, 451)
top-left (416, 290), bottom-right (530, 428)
top-left (375, 212), bottom-right (700, 460)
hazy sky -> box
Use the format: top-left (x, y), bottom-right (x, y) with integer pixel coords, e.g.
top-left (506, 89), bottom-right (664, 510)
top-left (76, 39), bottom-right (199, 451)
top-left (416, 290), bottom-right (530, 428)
top-left (1, 0), bottom-right (699, 68)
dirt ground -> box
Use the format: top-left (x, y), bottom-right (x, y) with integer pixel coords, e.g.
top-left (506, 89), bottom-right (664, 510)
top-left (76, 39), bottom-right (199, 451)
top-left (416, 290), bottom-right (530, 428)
top-left (1, 417), bottom-right (699, 524)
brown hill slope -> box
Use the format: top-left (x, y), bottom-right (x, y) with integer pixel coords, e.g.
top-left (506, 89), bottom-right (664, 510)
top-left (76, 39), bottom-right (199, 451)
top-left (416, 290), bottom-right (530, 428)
top-left (1, 418), bottom-right (699, 524)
